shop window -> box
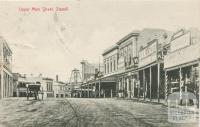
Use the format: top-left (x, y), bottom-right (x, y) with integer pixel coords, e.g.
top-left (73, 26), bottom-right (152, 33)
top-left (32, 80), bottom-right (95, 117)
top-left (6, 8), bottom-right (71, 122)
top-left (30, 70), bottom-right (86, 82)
top-left (47, 82), bottom-right (53, 91)
top-left (121, 48), bottom-right (123, 56)
top-left (104, 64), bottom-right (106, 74)
top-left (110, 61), bottom-right (112, 72)
top-left (46, 83), bottom-right (49, 91)
top-left (107, 63), bottom-right (109, 73)
top-left (167, 69), bottom-right (180, 95)
top-left (114, 60), bottom-right (116, 71)
top-left (124, 56), bottom-right (127, 67)
top-left (129, 55), bottom-right (132, 65)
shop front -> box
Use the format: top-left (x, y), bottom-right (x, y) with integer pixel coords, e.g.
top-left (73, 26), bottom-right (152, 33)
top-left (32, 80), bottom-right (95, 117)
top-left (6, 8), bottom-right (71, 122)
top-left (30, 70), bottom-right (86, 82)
top-left (164, 41), bottom-right (200, 104)
top-left (138, 39), bottom-right (165, 102)
top-left (81, 75), bottom-right (117, 98)
top-left (116, 70), bottom-right (138, 99)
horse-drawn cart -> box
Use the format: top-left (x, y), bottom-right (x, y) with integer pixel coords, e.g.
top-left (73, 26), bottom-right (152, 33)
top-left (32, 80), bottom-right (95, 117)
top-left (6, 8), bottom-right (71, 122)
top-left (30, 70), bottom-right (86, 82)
top-left (26, 83), bottom-right (43, 100)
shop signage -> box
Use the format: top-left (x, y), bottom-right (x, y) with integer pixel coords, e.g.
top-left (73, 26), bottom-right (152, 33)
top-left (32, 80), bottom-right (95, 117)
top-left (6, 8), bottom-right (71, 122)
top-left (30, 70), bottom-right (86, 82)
top-left (133, 57), bottom-right (138, 65)
top-left (171, 32), bottom-right (190, 52)
top-left (118, 56), bottom-right (125, 71)
top-left (164, 42), bottom-right (200, 69)
top-left (157, 51), bottom-right (164, 60)
top-left (138, 40), bottom-right (158, 67)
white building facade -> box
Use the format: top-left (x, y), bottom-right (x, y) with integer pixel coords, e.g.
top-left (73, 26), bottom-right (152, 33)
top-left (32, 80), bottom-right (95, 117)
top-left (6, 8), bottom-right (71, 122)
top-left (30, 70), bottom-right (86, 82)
top-left (0, 36), bottom-right (13, 99)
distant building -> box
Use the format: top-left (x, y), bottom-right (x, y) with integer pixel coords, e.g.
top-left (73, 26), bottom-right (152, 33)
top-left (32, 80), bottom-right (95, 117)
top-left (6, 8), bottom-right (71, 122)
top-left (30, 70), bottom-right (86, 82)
top-left (0, 36), bottom-right (13, 99)
top-left (80, 60), bottom-right (103, 81)
top-left (13, 73), bottom-right (72, 99)
top-left (41, 77), bottom-right (54, 98)
top-left (53, 75), bottom-right (68, 98)
top-left (13, 75), bottom-right (54, 98)
top-left (53, 81), bottom-right (66, 98)
top-left (79, 60), bottom-right (104, 98)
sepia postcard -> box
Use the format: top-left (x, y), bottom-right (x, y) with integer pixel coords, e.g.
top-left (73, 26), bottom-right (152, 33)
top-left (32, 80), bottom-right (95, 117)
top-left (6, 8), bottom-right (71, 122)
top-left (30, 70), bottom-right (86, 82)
top-left (0, 0), bottom-right (199, 127)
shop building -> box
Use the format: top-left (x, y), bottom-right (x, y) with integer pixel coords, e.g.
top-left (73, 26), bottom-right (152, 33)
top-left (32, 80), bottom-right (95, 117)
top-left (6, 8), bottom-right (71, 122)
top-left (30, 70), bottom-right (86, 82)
top-left (164, 29), bottom-right (200, 104)
top-left (137, 39), bottom-right (168, 102)
top-left (115, 29), bottom-right (171, 100)
top-left (116, 32), bottom-right (140, 98)
top-left (136, 29), bottom-right (172, 102)
top-left (53, 75), bottom-right (67, 98)
top-left (96, 44), bottom-right (119, 98)
top-left (103, 45), bottom-right (118, 76)
top-left (81, 71), bottom-right (117, 98)
top-left (41, 77), bottom-right (54, 98)
top-left (0, 36), bottom-right (13, 99)
top-left (53, 81), bottom-right (66, 98)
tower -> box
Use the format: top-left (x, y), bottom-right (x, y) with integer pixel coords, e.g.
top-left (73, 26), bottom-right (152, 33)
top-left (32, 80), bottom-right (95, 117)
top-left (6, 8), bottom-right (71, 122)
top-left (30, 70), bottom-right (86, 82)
top-left (69, 68), bottom-right (82, 97)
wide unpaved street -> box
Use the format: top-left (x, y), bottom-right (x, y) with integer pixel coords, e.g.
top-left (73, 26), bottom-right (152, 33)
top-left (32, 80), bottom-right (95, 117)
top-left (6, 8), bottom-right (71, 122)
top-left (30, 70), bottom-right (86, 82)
top-left (0, 98), bottom-right (198, 127)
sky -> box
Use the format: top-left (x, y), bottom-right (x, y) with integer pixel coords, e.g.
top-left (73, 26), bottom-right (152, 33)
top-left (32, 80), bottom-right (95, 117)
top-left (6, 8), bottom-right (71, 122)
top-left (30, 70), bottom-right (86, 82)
top-left (0, 0), bottom-right (199, 82)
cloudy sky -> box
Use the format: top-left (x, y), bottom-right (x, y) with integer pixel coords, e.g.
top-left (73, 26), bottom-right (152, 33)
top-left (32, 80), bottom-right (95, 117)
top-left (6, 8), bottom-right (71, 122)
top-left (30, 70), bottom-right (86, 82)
top-left (0, 0), bottom-right (199, 81)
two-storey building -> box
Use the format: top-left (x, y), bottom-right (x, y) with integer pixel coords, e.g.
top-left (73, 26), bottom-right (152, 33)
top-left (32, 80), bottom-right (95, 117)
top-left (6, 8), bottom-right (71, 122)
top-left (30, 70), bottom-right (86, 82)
top-left (101, 28), bottom-right (172, 101)
top-left (0, 36), bottom-right (13, 99)
top-left (53, 75), bottom-right (67, 98)
top-left (116, 32), bottom-right (140, 98)
top-left (103, 44), bottom-right (118, 76)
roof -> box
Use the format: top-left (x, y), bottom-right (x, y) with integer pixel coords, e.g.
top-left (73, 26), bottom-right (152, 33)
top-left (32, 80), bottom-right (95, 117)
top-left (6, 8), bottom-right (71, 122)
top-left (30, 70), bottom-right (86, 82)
top-left (102, 44), bottom-right (118, 56)
top-left (54, 81), bottom-right (66, 85)
top-left (42, 77), bottom-right (53, 81)
top-left (83, 74), bottom-right (118, 85)
top-left (100, 75), bottom-right (118, 82)
top-left (116, 32), bottom-right (139, 45)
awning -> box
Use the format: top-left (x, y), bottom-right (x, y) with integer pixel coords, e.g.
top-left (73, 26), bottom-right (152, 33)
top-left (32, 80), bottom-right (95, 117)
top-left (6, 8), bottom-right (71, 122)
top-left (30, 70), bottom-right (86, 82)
top-left (100, 75), bottom-right (117, 83)
top-left (82, 74), bottom-right (118, 86)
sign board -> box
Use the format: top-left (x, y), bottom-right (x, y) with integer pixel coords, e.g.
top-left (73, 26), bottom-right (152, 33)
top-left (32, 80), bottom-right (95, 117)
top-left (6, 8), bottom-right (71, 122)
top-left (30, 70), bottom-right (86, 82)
top-left (171, 32), bottom-right (190, 52)
top-left (117, 56), bottom-right (125, 71)
top-left (132, 39), bottom-right (137, 57)
top-left (138, 41), bottom-right (158, 67)
top-left (133, 57), bottom-right (138, 65)
top-left (157, 51), bottom-right (164, 60)
top-left (164, 42), bottom-right (200, 69)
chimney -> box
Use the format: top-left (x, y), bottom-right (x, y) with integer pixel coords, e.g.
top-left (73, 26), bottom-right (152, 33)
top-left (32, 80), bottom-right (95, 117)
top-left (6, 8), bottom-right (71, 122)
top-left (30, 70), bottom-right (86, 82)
top-left (56, 75), bottom-right (59, 82)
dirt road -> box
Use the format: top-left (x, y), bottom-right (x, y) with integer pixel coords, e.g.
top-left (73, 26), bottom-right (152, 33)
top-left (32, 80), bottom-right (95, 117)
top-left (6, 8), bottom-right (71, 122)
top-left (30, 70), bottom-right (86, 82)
top-left (0, 98), bottom-right (198, 127)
